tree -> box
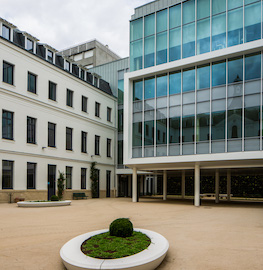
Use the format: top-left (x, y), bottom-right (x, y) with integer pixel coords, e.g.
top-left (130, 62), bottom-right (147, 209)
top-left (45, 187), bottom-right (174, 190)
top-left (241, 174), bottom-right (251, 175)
top-left (57, 171), bottom-right (65, 200)
top-left (90, 162), bottom-right (98, 198)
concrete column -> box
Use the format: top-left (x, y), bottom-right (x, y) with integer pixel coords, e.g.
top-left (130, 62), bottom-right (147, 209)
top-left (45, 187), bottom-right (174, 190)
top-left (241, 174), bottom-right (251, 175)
top-left (227, 169), bottom-right (231, 202)
top-left (163, 170), bottom-right (167, 201)
top-left (132, 167), bottom-right (138, 203)
top-left (215, 169), bottom-right (220, 204)
top-left (181, 170), bottom-right (185, 199)
top-left (194, 164), bottom-right (200, 206)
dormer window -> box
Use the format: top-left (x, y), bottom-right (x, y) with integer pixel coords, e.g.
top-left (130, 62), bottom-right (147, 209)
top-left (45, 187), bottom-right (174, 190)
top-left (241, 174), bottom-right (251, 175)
top-left (27, 39), bottom-right (33, 52)
top-left (65, 60), bottom-right (70, 71)
top-left (47, 50), bottom-right (53, 63)
top-left (94, 76), bottom-right (98, 87)
top-left (80, 69), bottom-right (85, 80)
top-left (2, 25), bottom-right (10, 40)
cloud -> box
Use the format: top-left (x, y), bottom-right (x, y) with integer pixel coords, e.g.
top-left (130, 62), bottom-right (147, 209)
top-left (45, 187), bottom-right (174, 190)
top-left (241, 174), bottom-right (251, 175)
top-left (0, 0), bottom-right (152, 57)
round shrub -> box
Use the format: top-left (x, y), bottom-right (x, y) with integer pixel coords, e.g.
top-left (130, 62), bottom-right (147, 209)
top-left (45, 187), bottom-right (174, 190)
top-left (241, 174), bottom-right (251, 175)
top-left (51, 195), bottom-right (59, 201)
top-left (109, 218), bottom-right (133, 238)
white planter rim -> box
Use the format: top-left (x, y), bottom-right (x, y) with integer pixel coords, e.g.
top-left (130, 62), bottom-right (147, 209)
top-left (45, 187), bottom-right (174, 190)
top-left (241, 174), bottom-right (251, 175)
top-left (17, 200), bottom-right (71, 207)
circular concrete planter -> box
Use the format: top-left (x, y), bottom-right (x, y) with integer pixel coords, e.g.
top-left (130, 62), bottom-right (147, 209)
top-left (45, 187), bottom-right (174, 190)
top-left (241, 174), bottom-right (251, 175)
top-left (17, 200), bottom-right (71, 207)
top-left (60, 228), bottom-right (169, 270)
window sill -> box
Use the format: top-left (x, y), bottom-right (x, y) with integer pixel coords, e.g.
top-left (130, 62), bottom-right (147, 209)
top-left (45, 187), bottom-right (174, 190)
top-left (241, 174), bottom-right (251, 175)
top-left (95, 116), bottom-right (101, 119)
top-left (66, 105), bottom-right (74, 109)
top-left (107, 156), bottom-right (112, 159)
top-left (94, 154), bottom-right (101, 157)
top-left (2, 81), bottom-right (15, 87)
top-left (66, 149), bottom-right (74, 152)
top-left (47, 146), bottom-right (57, 149)
top-left (48, 99), bottom-right (57, 103)
top-left (27, 143), bottom-right (37, 146)
top-left (2, 138), bottom-right (15, 142)
top-left (81, 152), bottom-right (88, 155)
top-left (27, 90), bottom-right (37, 95)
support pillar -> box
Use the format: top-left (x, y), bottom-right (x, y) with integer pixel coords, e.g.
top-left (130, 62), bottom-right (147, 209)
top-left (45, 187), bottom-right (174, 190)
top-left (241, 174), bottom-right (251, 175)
top-left (227, 169), bottom-right (231, 202)
top-left (163, 170), bottom-right (167, 201)
top-left (194, 164), bottom-right (200, 206)
top-left (132, 167), bottom-right (138, 202)
top-left (215, 169), bottom-right (219, 204)
top-left (181, 170), bottom-right (185, 199)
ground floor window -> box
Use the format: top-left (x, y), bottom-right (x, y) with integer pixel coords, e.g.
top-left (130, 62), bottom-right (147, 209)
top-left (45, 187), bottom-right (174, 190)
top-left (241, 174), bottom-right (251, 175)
top-left (81, 168), bottom-right (86, 189)
top-left (27, 162), bottom-right (36, 189)
top-left (66, 166), bottom-right (72, 189)
top-left (2, 160), bottom-right (13, 189)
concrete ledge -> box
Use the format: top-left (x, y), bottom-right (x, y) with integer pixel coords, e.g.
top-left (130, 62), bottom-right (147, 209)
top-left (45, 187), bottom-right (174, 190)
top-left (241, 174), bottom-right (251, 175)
top-left (17, 200), bottom-right (71, 207)
top-left (60, 228), bottom-right (169, 270)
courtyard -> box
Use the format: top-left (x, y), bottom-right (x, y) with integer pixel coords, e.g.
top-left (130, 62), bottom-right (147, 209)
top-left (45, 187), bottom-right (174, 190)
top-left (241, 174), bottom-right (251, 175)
top-left (0, 198), bottom-right (263, 270)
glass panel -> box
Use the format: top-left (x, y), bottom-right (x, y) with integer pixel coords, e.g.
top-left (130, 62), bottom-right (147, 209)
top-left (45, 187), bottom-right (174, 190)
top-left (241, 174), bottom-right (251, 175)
top-left (245, 0), bottom-right (260, 4)
top-left (183, 0), bottom-right (195, 24)
top-left (245, 53), bottom-right (261, 81)
top-left (228, 139), bottom-right (242, 152)
top-left (245, 106), bottom-right (260, 137)
top-left (245, 94), bottom-right (260, 107)
top-left (245, 2), bottom-right (261, 42)
top-left (212, 13), bottom-right (226, 51)
top-left (144, 36), bottom-right (155, 68)
top-left (169, 27), bottom-right (181, 61)
top-left (144, 120), bottom-right (154, 145)
top-left (133, 80), bottom-right (143, 101)
top-left (169, 71), bottom-right (181, 95)
top-left (212, 141), bottom-right (225, 153)
top-left (130, 18), bottom-right (143, 41)
top-left (212, 61), bottom-right (226, 86)
top-left (130, 40), bottom-right (142, 71)
top-left (157, 32), bottom-right (167, 65)
top-left (228, 0), bottom-right (243, 10)
top-left (228, 109), bottom-right (242, 139)
top-left (133, 122), bottom-right (142, 146)
top-left (228, 7), bottom-right (243, 47)
top-left (157, 145), bottom-right (167, 156)
top-left (170, 4), bottom-right (181, 29)
top-left (156, 109), bottom-right (167, 145)
top-left (157, 9), bottom-right (167, 33)
top-left (197, 142), bottom-right (209, 154)
top-left (245, 138), bottom-right (260, 151)
top-left (144, 77), bottom-right (155, 99)
top-left (212, 0), bottom-right (226, 15)
top-left (157, 75), bottom-right (167, 97)
top-left (145, 146), bottom-right (154, 157)
top-left (197, 0), bottom-right (210, 20)
top-left (197, 89), bottom-right (210, 103)
top-left (169, 117), bottom-right (180, 143)
top-left (211, 111), bottom-right (225, 140)
top-left (197, 18), bottom-right (210, 55)
top-left (212, 86), bottom-right (226, 99)
top-left (183, 68), bottom-right (195, 92)
top-left (169, 144), bottom-right (180, 156)
top-left (182, 115), bottom-right (195, 142)
top-left (228, 57), bottom-right (243, 84)
top-left (197, 113), bottom-right (210, 141)
top-left (197, 101), bottom-right (210, 113)
top-left (244, 80), bottom-right (261, 94)
top-left (183, 23), bottom-right (195, 58)
top-left (197, 65), bottom-right (210, 90)
top-left (144, 14), bottom-right (155, 37)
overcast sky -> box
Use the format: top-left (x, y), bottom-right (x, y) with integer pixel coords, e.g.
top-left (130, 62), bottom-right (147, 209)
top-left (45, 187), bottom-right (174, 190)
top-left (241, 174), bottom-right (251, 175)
top-left (0, 0), bottom-right (152, 57)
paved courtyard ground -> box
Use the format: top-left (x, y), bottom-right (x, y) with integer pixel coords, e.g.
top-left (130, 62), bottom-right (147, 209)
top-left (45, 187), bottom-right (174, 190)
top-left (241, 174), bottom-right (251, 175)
top-left (0, 198), bottom-right (263, 270)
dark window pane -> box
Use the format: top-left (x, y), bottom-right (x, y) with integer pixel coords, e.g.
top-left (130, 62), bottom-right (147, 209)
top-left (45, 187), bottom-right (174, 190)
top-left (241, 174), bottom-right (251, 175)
top-left (197, 65), bottom-right (210, 90)
top-left (212, 61), bottom-right (226, 87)
top-left (197, 113), bottom-right (210, 141)
top-left (107, 107), bottom-right (112, 122)
top-left (48, 122), bottom-right (56, 147)
top-left (3, 61), bottom-right (14, 85)
top-left (2, 160), bottom-right (13, 189)
top-left (95, 135), bottom-right (100, 155)
top-left (28, 72), bottom-right (37, 93)
top-left (27, 117), bottom-right (36, 144)
top-left (169, 71), bottom-right (181, 95)
top-left (27, 162), bottom-right (36, 189)
top-left (82, 96), bottom-right (88, 112)
top-left (67, 89), bottom-right (73, 107)
top-left (212, 111), bottom-right (225, 140)
top-left (66, 127), bottom-right (73, 150)
top-left (95, 102), bottom-right (100, 117)
top-left (245, 53), bottom-right (261, 81)
top-left (245, 106), bottom-right (260, 137)
top-left (107, 138), bottom-right (111, 157)
top-left (183, 68), bottom-right (195, 92)
top-left (169, 117), bottom-right (180, 143)
top-left (66, 166), bottom-right (72, 189)
top-left (2, 110), bottom-right (13, 140)
top-left (81, 168), bottom-right (86, 189)
top-left (228, 109), bottom-right (242, 139)
top-left (49, 81), bottom-right (56, 101)
top-left (157, 75), bottom-right (167, 97)
top-left (228, 57), bottom-right (243, 84)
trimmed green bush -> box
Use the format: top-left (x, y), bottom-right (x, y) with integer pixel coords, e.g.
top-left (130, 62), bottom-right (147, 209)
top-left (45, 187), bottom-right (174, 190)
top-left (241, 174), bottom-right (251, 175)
top-left (51, 195), bottom-right (59, 201)
top-left (109, 218), bottom-right (133, 238)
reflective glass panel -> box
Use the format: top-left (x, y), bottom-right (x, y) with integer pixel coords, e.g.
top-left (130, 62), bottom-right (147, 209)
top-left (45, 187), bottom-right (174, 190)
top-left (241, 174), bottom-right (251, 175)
top-left (130, 40), bottom-right (142, 71)
top-left (144, 120), bottom-right (154, 145)
top-left (130, 18), bottom-right (143, 41)
top-left (197, 113), bottom-right (210, 141)
top-left (212, 0), bottom-right (226, 15)
top-left (183, 68), bottom-right (195, 92)
top-left (197, 65), bottom-right (210, 90)
top-left (245, 2), bottom-right (261, 42)
top-left (133, 80), bottom-right (143, 101)
top-left (228, 109), bottom-right (242, 138)
top-left (169, 117), bottom-right (180, 143)
top-left (197, 18), bottom-right (210, 55)
top-left (157, 31), bottom-right (167, 65)
top-left (245, 53), bottom-right (261, 81)
top-left (211, 111), bottom-right (225, 140)
top-left (228, 57), bottom-right (243, 84)
top-left (245, 106), bottom-right (260, 137)
top-left (157, 9), bottom-right (167, 33)
top-left (144, 36), bottom-right (155, 68)
top-left (156, 110), bottom-right (167, 145)
top-left (183, 0), bottom-right (195, 24)
top-left (144, 77), bottom-right (155, 99)
top-left (182, 115), bottom-right (195, 142)
top-left (169, 71), bottom-right (181, 95)
top-left (133, 122), bottom-right (142, 146)
top-left (144, 14), bottom-right (155, 37)
top-left (169, 27), bottom-right (181, 61)
top-left (157, 75), bottom-right (167, 97)
top-left (170, 4), bottom-right (181, 29)
top-left (183, 23), bottom-right (195, 58)
top-left (228, 7), bottom-right (243, 47)
top-left (212, 61), bottom-right (226, 86)
top-left (197, 0), bottom-right (210, 20)
top-left (228, 0), bottom-right (243, 10)
top-left (212, 13), bottom-right (226, 51)
top-left (245, 0), bottom-right (259, 4)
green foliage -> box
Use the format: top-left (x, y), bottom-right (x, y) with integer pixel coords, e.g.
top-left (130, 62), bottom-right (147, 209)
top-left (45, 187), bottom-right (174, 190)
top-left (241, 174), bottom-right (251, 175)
top-left (109, 218), bottom-right (133, 238)
top-left (90, 162), bottom-right (98, 198)
top-left (51, 195), bottom-right (59, 201)
top-left (81, 231), bottom-right (150, 259)
top-left (57, 171), bottom-right (65, 200)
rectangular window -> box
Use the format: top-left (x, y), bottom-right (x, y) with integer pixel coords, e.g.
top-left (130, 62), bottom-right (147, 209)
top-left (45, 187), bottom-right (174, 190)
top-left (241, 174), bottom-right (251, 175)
top-left (212, 13), bottom-right (226, 51)
top-left (67, 89), bottom-right (74, 107)
top-left (82, 96), bottom-right (88, 112)
top-left (2, 110), bottom-right (13, 140)
top-left (80, 69), bottom-right (85, 80)
top-left (66, 166), bottom-right (72, 189)
top-left (65, 60), bottom-right (70, 71)
top-left (95, 135), bottom-right (100, 155)
top-left (107, 138), bottom-right (111, 157)
top-left (47, 50), bottom-right (53, 62)
top-left (48, 122), bottom-right (56, 147)
top-left (81, 131), bottom-right (87, 153)
top-left (66, 127), bottom-right (73, 151)
top-left (49, 81), bottom-right (57, 101)
top-left (3, 61), bottom-right (14, 85)
top-left (27, 72), bottom-right (37, 94)
top-left (81, 168), bottom-right (86, 189)
top-left (27, 39), bottom-right (33, 52)
top-left (2, 160), bottom-right (13, 189)
top-left (107, 107), bottom-right (112, 122)
top-left (95, 102), bottom-right (100, 117)
top-left (106, 170), bottom-right (111, 197)
top-left (27, 117), bottom-right (36, 144)
top-left (27, 162), bottom-right (36, 189)
top-left (2, 25), bottom-right (10, 40)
